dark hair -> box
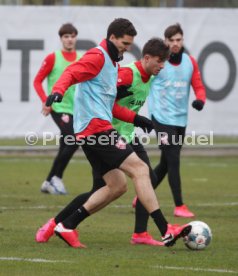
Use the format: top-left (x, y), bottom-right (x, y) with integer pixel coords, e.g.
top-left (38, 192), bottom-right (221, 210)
top-left (58, 23), bottom-right (78, 37)
top-left (142, 38), bottom-right (170, 62)
top-left (164, 23), bottom-right (183, 39)
top-left (107, 18), bottom-right (137, 39)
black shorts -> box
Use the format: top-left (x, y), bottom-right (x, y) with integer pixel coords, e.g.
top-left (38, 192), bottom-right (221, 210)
top-left (152, 116), bottom-right (186, 149)
top-left (51, 111), bottom-right (74, 137)
top-left (82, 129), bottom-right (134, 177)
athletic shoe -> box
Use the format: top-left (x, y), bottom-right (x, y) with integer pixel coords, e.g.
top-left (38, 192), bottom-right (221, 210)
top-left (40, 180), bottom-right (58, 194)
top-left (174, 205), bottom-right (195, 218)
top-left (132, 196), bottom-right (138, 208)
top-left (131, 232), bottom-right (164, 246)
top-left (162, 223), bottom-right (192, 247)
top-left (54, 223), bottom-right (86, 248)
top-left (50, 176), bottom-right (67, 195)
top-left (35, 218), bottom-right (56, 243)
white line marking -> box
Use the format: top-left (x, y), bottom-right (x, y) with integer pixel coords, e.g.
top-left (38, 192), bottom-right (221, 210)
top-left (0, 158), bottom-right (87, 163)
top-left (151, 265), bottom-right (237, 274)
top-left (192, 178), bottom-right (208, 182)
top-left (208, 163), bottom-right (228, 168)
top-left (1, 202), bottom-right (238, 211)
top-left (0, 257), bottom-right (73, 263)
top-left (0, 205), bottom-right (63, 210)
top-left (198, 202), bottom-right (238, 206)
top-left (111, 202), bottom-right (238, 208)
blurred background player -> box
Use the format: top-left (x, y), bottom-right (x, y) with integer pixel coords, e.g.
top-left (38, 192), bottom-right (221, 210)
top-left (148, 23), bottom-right (206, 217)
top-left (34, 23), bottom-right (81, 195)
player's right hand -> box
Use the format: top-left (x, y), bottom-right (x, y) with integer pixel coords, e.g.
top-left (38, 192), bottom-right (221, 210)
top-left (41, 103), bottom-right (52, 116)
top-left (134, 114), bottom-right (154, 133)
top-left (116, 85), bottom-right (133, 100)
top-left (45, 92), bottom-right (63, 107)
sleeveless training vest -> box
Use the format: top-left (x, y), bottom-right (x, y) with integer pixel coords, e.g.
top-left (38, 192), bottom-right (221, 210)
top-left (73, 46), bottom-right (118, 134)
top-left (47, 50), bottom-right (81, 114)
top-left (113, 62), bottom-right (151, 143)
top-left (148, 53), bottom-right (193, 127)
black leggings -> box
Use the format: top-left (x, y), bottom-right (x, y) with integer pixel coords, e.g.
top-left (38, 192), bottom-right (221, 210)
top-left (152, 117), bottom-right (186, 207)
top-left (46, 111), bottom-right (79, 181)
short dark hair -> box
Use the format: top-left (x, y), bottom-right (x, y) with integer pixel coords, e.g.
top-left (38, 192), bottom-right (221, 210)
top-left (142, 38), bottom-right (170, 62)
top-left (107, 18), bottom-right (137, 39)
top-left (164, 23), bottom-right (183, 39)
top-left (58, 23), bottom-right (78, 37)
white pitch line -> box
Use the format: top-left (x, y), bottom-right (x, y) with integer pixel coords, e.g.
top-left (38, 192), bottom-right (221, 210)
top-left (111, 202), bottom-right (238, 208)
top-left (1, 202), bottom-right (238, 211)
top-left (151, 265), bottom-right (237, 274)
top-left (0, 257), bottom-right (73, 263)
top-left (192, 178), bottom-right (208, 182)
top-left (0, 205), bottom-right (63, 210)
top-left (198, 202), bottom-right (238, 206)
top-left (208, 163), bottom-right (228, 168)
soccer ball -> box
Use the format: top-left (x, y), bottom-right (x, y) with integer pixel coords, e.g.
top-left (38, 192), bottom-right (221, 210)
top-left (183, 221), bottom-right (212, 250)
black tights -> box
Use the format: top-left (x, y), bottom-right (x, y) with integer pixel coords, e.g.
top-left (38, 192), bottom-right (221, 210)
top-left (46, 112), bottom-right (79, 181)
top-left (154, 146), bottom-right (183, 207)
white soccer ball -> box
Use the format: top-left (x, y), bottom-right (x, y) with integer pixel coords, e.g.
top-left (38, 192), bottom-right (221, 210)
top-left (183, 221), bottom-right (212, 250)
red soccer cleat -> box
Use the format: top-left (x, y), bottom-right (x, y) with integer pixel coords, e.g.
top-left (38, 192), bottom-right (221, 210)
top-left (54, 223), bottom-right (86, 248)
top-left (162, 223), bottom-right (192, 247)
top-left (174, 205), bottom-right (195, 218)
top-left (131, 232), bottom-right (164, 246)
top-left (35, 218), bottom-right (56, 243)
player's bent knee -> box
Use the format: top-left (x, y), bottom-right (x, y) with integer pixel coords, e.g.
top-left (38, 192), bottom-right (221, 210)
top-left (113, 179), bottom-right (127, 197)
top-left (120, 153), bottom-right (149, 178)
top-left (133, 160), bottom-right (149, 178)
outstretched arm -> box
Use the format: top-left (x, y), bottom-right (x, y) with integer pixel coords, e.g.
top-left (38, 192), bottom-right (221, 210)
top-left (190, 55), bottom-right (206, 111)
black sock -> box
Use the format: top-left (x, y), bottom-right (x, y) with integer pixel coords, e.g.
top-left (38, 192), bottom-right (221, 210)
top-left (62, 206), bottom-right (90, 229)
top-left (55, 192), bottom-right (90, 224)
top-left (150, 209), bottom-right (168, 236)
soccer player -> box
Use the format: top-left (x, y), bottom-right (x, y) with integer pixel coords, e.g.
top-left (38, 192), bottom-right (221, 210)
top-left (34, 23), bottom-right (81, 195)
top-left (148, 23), bottom-right (206, 217)
top-left (36, 19), bottom-right (191, 248)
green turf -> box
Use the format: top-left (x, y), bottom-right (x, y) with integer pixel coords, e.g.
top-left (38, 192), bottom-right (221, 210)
top-left (0, 156), bottom-right (237, 275)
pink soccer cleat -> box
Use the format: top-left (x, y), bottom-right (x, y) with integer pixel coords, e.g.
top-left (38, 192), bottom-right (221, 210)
top-left (131, 232), bottom-right (164, 246)
top-left (162, 223), bottom-right (192, 247)
top-left (174, 204), bottom-right (195, 218)
top-left (35, 218), bottom-right (56, 243)
top-left (132, 196), bottom-right (138, 208)
top-left (54, 223), bottom-right (86, 248)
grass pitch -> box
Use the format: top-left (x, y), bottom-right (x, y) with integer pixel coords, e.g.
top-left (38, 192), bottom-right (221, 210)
top-left (0, 155), bottom-right (237, 276)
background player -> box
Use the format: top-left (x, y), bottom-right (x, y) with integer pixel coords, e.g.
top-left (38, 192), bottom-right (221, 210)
top-left (34, 23), bottom-right (81, 194)
top-left (148, 23), bottom-right (206, 217)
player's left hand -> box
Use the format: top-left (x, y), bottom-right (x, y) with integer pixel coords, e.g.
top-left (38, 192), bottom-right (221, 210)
top-left (116, 85), bottom-right (133, 100)
top-left (192, 100), bottom-right (204, 111)
top-left (134, 114), bottom-right (154, 133)
top-left (45, 92), bottom-right (63, 107)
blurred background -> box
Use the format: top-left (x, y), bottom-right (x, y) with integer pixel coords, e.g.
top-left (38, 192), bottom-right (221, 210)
top-left (0, 0), bottom-right (237, 154)
top-left (1, 0), bottom-right (238, 7)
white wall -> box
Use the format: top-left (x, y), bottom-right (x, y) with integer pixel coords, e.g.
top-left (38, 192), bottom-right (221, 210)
top-left (0, 6), bottom-right (237, 137)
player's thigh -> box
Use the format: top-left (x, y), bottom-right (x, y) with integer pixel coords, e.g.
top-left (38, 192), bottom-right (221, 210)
top-left (131, 137), bottom-right (151, 166)
top-left (119, 152), bottom-right (149, 178)
top-left (51, 111), bottom-right (74, 137)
